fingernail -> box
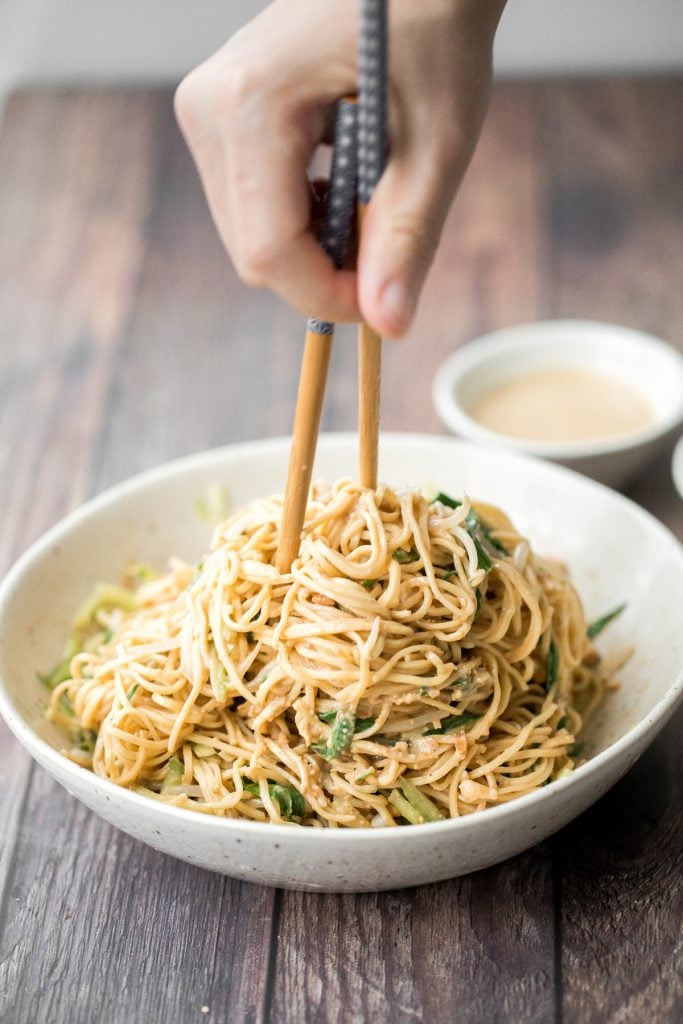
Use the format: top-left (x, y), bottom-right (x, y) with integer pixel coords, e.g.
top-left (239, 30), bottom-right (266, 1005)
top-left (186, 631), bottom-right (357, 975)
top-left (380, 278), bottom-right (415, 334)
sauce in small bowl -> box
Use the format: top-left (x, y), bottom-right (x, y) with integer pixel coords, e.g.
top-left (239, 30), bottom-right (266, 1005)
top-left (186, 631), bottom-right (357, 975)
top-left (432, 320), bottom-right (683, 488)
top-left (469, 366), bottom-right (654, 444)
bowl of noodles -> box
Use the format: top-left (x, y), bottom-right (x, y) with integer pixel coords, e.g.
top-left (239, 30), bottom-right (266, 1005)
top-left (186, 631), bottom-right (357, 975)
top-left (0, 434), bottom-right (682, 892)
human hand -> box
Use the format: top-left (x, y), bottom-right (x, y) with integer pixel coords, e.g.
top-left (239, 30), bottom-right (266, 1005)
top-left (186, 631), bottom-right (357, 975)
top-left (175, 0), bottom-right (507, 337)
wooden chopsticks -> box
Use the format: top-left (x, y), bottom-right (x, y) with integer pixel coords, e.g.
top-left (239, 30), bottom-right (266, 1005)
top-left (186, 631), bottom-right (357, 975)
top-left (357, 0), bottom-right (388, 489)
top-left (276, 101), bottom-right (359, 573)
top-left (276, 0), bottom-right (389, 571)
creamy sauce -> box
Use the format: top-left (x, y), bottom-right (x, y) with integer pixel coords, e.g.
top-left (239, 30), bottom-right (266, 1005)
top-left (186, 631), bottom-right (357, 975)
top-left (468, 367), bottom-right (654, 443)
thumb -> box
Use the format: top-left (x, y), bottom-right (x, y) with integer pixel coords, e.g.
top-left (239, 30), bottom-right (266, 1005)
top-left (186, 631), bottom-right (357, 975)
top-left (356, 152), bottom-right (456, 338)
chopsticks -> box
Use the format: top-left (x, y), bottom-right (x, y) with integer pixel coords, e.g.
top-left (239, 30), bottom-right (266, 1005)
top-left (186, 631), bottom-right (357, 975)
top-left (276, 0), bottom-right (389, 571)
top-left (276, 100), bottom-right (358, 573)
top-left (358, 0), bottom-right (388, 489)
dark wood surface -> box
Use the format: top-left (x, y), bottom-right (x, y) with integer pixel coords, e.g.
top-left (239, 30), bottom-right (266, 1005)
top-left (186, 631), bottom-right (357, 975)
top-left (0, 80), bottom-right (681, 1024)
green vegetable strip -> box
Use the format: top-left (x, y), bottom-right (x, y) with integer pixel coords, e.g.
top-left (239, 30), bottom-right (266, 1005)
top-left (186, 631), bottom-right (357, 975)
top-left (392, 548), bottom-right (420, 564)
top-left (71, 728), bottom-right (97, 753)
top-left (190, 742), bottom-right (214, 758)
top-left (212, 664), bottom-right (228, 703)
top-left (399, 779), bottom-right (444, 822)
top-left (56, 692), bottom-right (75, 718)
top-left (434, 492), bottom-right (461, 509)
top-left (161, 757), bottom-right (184, 794)
top-left (243, 781), bottom-right (305, 821)
top-left (38, 658), bottom-right (73, 691)
top-left (312, 709), bottom-right (357, 760)
top-left (425, 712), bottom-right (483, 736)
top-left (485, 530), bottom-right (508, 554)
top-left (587, 602), bottom-right (626, 640)
top-left (545, 639), bottom-right (558, 690)
top-left (72, 583), bottom-right (137, 631)
top-left (388, 789), bottom-right (422, 825)
top-left (126, 683), bottom-right (139, 701)
top-left (317, 710), bottom-right (375, 733)
top-left (473, 537), bottom-right (492, 572)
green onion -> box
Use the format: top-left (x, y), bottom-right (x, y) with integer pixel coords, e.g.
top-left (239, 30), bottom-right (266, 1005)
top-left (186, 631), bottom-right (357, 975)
top-left (449, 674), bottom-right (474, 691)
top-left (485, 531), bottom-right (508, 555)
top-left (464, 507), bottom-right (508, 569)
top-left (161, 757), bottom-right (184, 794)
top-left (71, 728), bottom-right (97, 753)
top-left (399, 779), bottom-right (444, 822)
top-left (243, 781), bottom-right (305, 821)
top-left (475, 589), bottom-right (483, 616)
top-left (434, 492), bottom-right (462, 509)
top-left (587, 603), bottom-right (626, 640)
top-left (361, 579), bottom-right (377, 590)
top-left (473, 538), bottom-right (492, 572)
top-left (312, 709), bottom-right (358, 760)
top-left (392, 548), bottom-right (420, 564)
top-left (317, 710), bottom-right (375, 733)
top-left (126, 683), bottom-right (139, 701)
top-left (424, 712), bottom-right (482, 736)
top-left (545, 640), bottom-right (559, 691)
top-left (419, 686), bottom-right (429, 697)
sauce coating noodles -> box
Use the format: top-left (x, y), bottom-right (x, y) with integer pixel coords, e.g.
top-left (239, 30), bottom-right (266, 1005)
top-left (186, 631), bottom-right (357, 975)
top-left (50, 480), bottom-right (610, 827)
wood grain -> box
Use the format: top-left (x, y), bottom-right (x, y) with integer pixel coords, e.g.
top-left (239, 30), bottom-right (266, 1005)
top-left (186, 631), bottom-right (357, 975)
top-left (0, 80), bottom-right (681, 1024)
top-left (556, 711), bottom-right (683, 1024)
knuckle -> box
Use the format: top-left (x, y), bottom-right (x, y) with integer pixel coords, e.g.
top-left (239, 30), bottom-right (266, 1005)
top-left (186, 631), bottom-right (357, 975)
top-left (216, 58), bottom-right (267, 112)
top-left (174, 54), bottom-right (266, 135)
top-left (173, 70), bottom-right (205, 135)
top-left (387, 210), bottom-right (440, 264)
top-left (235, 238), bottom-right (281, 288)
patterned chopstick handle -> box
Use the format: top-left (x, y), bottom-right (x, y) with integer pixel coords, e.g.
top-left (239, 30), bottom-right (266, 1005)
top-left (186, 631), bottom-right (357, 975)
top-left (308, 98), bottom-right (358, 335)
top-left (358, 0), bottom-right (388, 205)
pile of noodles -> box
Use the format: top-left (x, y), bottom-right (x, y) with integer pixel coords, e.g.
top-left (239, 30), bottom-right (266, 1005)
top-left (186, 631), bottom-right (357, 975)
top-left (48, 479), bottom-right (615, 828)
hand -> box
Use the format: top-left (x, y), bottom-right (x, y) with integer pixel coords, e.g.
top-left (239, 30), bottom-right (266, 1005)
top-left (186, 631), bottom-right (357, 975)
top-left (175, 0), bottom-right (507, 337)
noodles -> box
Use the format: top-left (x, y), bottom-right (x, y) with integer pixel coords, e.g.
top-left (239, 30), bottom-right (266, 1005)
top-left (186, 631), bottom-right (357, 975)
top-left (47, 480), bottom-right (616, 827)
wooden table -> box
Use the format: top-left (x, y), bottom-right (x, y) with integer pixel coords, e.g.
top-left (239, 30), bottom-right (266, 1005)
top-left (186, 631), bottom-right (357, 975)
top-left (0, 80), bottom-right (681, 1024)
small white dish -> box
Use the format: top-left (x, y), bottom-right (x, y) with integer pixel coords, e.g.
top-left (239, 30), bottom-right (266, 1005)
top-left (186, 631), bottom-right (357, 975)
top-left (1, 434), bottom-right (682, 892)
top-left (432, 320), bottom-right (683, 488)
top-left (673, 435), bottom-right (683, 501)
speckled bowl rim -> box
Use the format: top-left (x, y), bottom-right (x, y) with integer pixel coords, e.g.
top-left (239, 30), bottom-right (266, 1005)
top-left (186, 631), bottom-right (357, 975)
top-left (432, 319), bottom-right (683, 460)
top-left (1, 432), bottom-right (682, 844)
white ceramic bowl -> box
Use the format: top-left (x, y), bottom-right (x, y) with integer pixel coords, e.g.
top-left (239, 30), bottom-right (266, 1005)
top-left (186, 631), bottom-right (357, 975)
top-left (1, 434), bottom-right (682, 892)
top-left (433, 320), bottom-right (683, 489)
